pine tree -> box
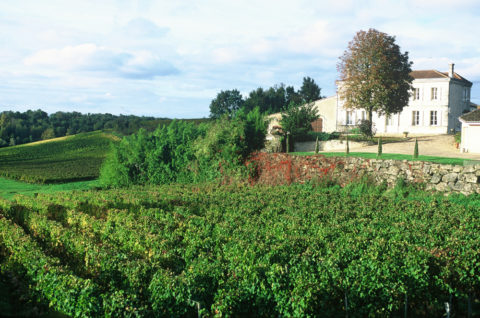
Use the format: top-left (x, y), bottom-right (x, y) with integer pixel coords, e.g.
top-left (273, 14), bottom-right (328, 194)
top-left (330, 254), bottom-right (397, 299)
top-left (377, 137), bottom-right (382, 158)
top-left (413, 138), bottom-right (419, 159)
top-left (315, 136), bottom-right (319, 154)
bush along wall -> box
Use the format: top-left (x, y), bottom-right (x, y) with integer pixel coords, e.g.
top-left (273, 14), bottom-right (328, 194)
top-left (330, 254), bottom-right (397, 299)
top-left (100, 109), bottom-right (268, 187)
top-left (247, 153), bottom-right (480, 195)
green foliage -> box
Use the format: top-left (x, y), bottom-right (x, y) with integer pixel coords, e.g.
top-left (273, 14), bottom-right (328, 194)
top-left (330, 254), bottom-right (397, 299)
top-left (0, 131), bottom-right (116, 183)
top-left (41, 128), bottom-right (55, 140)
top-left (358, 119), bottom-right (374, 138)
top-left (338, 28), bottom-right (413, 136)
top-left (286, 134), bottom-right (290, 153)
top-left (280, 102), bottom-right (319, 142)
top-left (299, 76), bottom-right (322, 103)
top-left (295, 131), bottom-right (339, 142)
top-left (209, 89), bottom-right (244, 119)
top-left (100, 110), bottom-right (268, 187)
top-left (0, 109), bottom-right (209, 148)
top-left (209, 78), bottom-right (322, 116)
top-left (0, 178), bottom-right (98, 200)
top-left (235, 106), bottom-right (268, 155)
top-left (413, 138), bottom-right (419, 158)
top-left (1, 182), bottom-right (480, 316)
top-left (377, 136), bottom-right (383, 157)
top-left (455, 132), bottom-right (461, 144)
top-left (314, 136), bottom-right (319, 154)
top-left (101, 121), bottom-right (202, 187)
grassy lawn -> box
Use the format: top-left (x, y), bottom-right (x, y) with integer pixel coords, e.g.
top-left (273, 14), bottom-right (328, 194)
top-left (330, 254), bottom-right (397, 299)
top-left (293, 151), bottom-right (471, 165)
top-left (0, 177), bottom-right (99, 200)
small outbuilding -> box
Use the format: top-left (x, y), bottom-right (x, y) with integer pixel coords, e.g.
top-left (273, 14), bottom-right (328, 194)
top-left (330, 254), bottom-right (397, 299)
top-left (459, 109), bottom-right (480, 153)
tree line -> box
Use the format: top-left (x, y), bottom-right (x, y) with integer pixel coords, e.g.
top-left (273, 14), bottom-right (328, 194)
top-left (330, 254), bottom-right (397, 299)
top-left (209, 76), bottom-right (322, 118)
top-left (0, 109), bottom-right (207, 148)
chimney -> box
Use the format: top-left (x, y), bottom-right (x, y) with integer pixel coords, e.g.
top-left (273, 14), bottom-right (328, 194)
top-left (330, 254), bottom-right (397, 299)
top-left (448, 63), bottom-right (455, 78)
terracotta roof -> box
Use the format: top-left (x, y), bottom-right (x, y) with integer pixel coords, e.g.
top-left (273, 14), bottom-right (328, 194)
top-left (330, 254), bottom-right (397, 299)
top-left (410, 70), bottom-right (447, 79)
top-left (410, 70), bottom-right (472, 86)
top-left (460, 109), bottom-right (480, 122)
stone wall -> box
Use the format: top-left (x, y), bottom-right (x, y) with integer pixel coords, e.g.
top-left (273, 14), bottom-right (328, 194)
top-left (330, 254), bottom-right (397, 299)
top-left (248, 153), bottom-right (480, 195)
top-left (294, 140), bottom-right (371, 152)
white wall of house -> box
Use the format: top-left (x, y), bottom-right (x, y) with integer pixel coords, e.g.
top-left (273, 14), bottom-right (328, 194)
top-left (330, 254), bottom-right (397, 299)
top-left (461, 123), bottom-right (480, 153)
top-left (312, 96), bottom-right (337, 132)
top-left (336, 66), bottom-right (472, 135)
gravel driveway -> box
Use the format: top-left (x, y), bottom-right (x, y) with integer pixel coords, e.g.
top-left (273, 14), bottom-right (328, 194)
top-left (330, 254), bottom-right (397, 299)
top-left (346, 135), bottom-right (480, 160)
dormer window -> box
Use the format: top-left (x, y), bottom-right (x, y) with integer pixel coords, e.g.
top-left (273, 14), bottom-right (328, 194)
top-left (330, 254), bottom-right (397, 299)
top-left (431, 87), bottom-right (438, 100)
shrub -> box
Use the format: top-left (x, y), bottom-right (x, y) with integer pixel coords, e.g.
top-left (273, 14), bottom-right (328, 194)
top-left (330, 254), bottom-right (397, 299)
top-left (413, 138), bottom-right (419, 158)
top-left (358, 119), bottom-right (374, 138)
top-left (100, 109), bottom-right (268, 187)
top-left (454, 132), bottom-right (461, 144)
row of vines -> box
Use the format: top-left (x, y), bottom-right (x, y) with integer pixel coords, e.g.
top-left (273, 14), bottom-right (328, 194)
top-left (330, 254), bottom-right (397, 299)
top-left (1, 182), bottom-right (479, 317)
top-left (0, 131), bottom-right (115, 183)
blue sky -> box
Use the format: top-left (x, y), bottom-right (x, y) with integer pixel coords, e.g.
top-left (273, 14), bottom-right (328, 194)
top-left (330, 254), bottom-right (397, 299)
top-left (1, 0), bottom-right (480, 118)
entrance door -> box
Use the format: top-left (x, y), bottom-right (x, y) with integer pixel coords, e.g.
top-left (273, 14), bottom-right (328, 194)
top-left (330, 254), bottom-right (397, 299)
top-left (311, 118), bottom-right (323, 132)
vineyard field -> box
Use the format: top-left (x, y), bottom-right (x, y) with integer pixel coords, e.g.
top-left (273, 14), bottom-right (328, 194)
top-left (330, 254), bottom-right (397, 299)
top-left (1, 182), bottom-right (479, 317)
top-left (0, 131), bottom-right (118, 183)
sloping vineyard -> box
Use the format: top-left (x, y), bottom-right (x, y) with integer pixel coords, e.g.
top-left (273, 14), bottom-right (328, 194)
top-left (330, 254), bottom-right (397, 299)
top-left (0, 131), bottom-right (118, 183)
top-left (0, 182), bottom-right (479, 317)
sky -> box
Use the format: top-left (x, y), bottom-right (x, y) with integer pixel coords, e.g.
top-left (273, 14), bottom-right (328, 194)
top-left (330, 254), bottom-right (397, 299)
top-left (1, 0), bottom-right (480, 118)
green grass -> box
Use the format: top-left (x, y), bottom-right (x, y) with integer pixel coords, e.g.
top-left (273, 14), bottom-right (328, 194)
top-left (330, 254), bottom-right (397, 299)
top-left (0, 177), bottom-right (99, 200)
top-left (293, 151), bottom-right (470, 165)
top-left (0, 131), bottom-right (118, 183)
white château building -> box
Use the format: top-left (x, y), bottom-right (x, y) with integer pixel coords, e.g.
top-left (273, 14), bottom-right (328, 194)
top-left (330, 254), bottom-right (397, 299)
top-left (311, 63), bottom-right (473, 135)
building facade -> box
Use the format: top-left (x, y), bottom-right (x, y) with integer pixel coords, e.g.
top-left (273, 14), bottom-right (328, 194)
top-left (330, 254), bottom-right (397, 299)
top-left (334, 63), bottom-right (472, 135)
top-left (459, 109), bottom-right (480, 154)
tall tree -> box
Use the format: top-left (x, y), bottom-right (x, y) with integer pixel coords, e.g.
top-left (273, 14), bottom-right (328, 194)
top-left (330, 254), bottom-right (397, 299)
top-left (280, 102), bottom-right (319, 151)
top-left (337, 28), bottom-right (413, 136)
top-left (286, 86), bottom-right (302, 106)
top-left (299, 77), bottom-right (321, 103)
top-left (209, 89), bottom-right (244, 118)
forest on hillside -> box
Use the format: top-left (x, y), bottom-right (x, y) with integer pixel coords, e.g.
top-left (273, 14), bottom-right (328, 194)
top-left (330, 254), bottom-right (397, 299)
top-left (0, 109), bottom-right (208, 148)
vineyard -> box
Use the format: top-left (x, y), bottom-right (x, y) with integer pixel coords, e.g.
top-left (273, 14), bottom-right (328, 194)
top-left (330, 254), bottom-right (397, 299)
top-left (1, 182), bottom-right (479, 317)
top-left (0, 131), bottom-right (118, 183)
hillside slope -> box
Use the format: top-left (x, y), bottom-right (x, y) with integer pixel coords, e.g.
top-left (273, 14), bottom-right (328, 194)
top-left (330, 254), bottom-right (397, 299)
top-left (0, 131), bottom-right (119, 183)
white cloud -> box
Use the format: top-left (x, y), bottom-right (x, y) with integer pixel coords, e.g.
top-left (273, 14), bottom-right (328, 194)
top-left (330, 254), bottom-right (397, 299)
top-left (24, 43), bottom-right (98, 70)
top-left (24, 44), bottom-right (178, 79)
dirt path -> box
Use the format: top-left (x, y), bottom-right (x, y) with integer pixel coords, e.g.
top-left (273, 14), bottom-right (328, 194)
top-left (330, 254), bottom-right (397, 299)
top-left (345, 135), bottom-right (480, 160)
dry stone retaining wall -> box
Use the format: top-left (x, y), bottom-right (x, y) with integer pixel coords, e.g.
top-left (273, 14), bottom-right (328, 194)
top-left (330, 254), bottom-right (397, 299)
top-left (248, 153), bottom-right (480, 195)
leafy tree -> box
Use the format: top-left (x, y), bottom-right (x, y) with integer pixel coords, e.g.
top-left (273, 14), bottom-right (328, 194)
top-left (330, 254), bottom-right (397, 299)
top-left (337, 28), bottom-right (413, 136)
top-left (41, 128), bottom-right (55, 140)
top-left (280, 102), bottom-right (319, 151)
top-left (235, 107), bottom-right (268, 155)
top-left (243, 86), bottom-right (287, 114)
top-left (209, 89), bottom-right (244, 118)
top-left (299, 77), bottom-right (321, 103)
